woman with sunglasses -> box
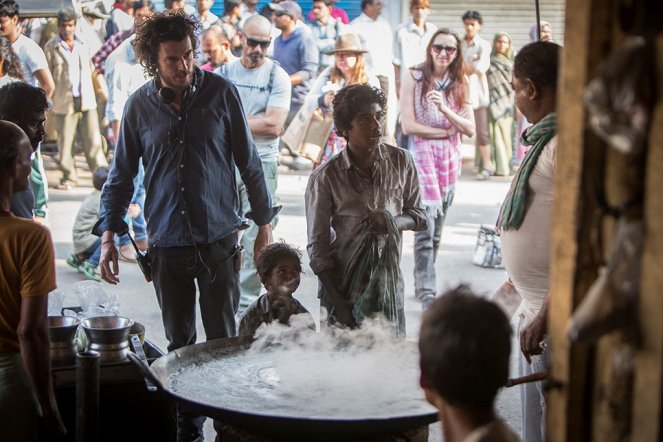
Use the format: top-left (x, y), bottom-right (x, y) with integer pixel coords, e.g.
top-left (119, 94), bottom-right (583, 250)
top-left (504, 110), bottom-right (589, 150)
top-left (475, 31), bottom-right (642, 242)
top-left (399, 28), bottom-right (475, 308)
top-left (303, 33), bottom-right (380, 167)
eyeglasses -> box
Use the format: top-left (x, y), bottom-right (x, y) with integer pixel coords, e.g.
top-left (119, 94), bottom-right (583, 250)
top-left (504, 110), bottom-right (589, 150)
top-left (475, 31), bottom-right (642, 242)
top-left (432, 44), bottom-right (457, 55)
top-left (246, 37), bottom-right (271, 49)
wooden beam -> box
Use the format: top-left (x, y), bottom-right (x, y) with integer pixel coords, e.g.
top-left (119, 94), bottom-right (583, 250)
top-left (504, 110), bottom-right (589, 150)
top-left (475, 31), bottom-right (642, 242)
top-left (547, 0), bottom-right (594, 440)
top-left (632, 31), bottom-right (663, 442)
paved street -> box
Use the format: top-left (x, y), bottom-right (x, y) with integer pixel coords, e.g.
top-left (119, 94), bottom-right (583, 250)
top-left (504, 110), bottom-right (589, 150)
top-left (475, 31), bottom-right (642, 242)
top-left (42, 148), bottom-right (522, 440)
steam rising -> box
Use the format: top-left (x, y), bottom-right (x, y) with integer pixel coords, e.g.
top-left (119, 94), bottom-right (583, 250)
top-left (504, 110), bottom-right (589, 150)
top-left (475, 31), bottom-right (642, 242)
top-left (168, 316), bottom-right (436, 419)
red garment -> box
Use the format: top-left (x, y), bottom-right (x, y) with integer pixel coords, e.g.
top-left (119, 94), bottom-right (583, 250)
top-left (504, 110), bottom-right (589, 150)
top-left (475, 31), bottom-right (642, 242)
top-left (306, 6), bottom-right (349, 25)
top-left (112, 2), bottom-right (130, 12)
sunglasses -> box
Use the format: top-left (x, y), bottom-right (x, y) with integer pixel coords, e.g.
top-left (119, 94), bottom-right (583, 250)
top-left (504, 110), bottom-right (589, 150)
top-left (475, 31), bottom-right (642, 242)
top-left (432, 44), bottom-right (457, 55)
top-left (246, 37), bottom-right (271, 49)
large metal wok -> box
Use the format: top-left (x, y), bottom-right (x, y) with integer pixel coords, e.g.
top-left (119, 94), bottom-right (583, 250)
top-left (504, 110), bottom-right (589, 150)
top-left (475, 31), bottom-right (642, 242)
top-left (130, 335), bottom-right (438, 440)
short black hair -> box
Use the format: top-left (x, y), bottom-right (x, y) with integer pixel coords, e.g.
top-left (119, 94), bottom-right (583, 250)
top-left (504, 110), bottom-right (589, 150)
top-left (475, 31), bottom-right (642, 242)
top-left (313, 0), bottom-right (334, 6)
top-left (133, 0), bottom-right (155, 10)
top-left (0, 0), bottom-right (18, 17)
top-left (513, 41), bottom-right (560, 93)
top-left (255, 242), bottom-right (302, 278)
top-left (134, 11), bottom-right (199, 79)
top-left (0, 121), bottom-right (26, 171)
top-left (92, 167), bottom-right (109, 191)
top-left (57, 8), bottom-right (77, 25)
top-left (462, 10), bottom-right (482, 24)
top-left (0, 82), bottom-right (49, 123)
top-left (419, 285), bottom-right (512, 410)
top-left (360, 0), bottom-right (375, 11)
top-left (332, 84), bottom-right (387, 141)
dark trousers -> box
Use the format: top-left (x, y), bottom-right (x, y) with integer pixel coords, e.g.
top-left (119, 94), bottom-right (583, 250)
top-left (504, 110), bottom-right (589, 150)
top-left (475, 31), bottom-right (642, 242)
top-left (150, 233), bottom-right (240, 442)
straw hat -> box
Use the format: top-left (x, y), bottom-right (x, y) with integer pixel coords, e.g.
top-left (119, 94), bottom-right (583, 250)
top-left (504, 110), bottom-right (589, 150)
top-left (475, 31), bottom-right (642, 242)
top-left (324, 34), bottom-right (367, 55)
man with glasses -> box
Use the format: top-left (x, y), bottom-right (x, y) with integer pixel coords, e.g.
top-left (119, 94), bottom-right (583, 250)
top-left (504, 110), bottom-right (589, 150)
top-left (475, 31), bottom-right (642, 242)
top-left (215, 13), bottom-right (291, 316)
top-left (460, 10), bottom-right (493, 180)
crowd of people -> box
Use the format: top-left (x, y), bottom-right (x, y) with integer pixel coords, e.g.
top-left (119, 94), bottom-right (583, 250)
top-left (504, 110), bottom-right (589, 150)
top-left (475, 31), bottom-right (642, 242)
top-left (0, 0), bottom-right (563, 440)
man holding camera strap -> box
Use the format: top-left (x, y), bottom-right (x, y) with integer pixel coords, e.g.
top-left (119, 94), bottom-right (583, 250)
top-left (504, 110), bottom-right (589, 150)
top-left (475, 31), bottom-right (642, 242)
top-left (95, 12), bottom-right (278, 441)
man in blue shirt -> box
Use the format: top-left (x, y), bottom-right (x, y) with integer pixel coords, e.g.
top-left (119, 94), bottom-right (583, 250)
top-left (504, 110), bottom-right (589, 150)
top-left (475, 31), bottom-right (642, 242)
top-left (96, 12), bottom-right (278, 441)
top-left (271, 0), bottom-right (318, 123)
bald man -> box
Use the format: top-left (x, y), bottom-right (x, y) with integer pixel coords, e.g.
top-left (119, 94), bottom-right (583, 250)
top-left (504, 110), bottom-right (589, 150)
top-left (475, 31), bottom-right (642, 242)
top-left (215, 15), bottom-right (291, 311)
top-left (200, 25), bottom-right (237, 71)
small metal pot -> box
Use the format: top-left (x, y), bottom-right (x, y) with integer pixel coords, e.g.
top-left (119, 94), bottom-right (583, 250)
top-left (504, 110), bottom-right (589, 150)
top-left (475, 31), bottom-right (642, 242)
top-left (48, 316), bottom-right (80, 366)
top-left (81, 316), bottom-right (134, 363)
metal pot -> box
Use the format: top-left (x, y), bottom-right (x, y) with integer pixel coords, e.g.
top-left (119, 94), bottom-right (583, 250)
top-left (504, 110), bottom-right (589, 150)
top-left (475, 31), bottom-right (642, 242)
top-left (81, 316), bottom-right (134, 363)
top-left (129, 336), bottom-right (437, 440)
top-left (48, 316), bottom-right (80, 366)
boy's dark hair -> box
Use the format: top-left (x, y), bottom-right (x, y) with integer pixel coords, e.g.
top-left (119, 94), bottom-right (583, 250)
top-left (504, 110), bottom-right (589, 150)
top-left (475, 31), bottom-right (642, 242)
top-left (0, 82), bottom-right (49, 122)
top-left (133, 11), bottom-right (199, 79)
top-left (513, 41), bottom-right (560, 93)
top-left (0, 0), bottom-right (18, 17)
top-left (133, 0), bottom-right (155, 11)
top-left (57, 8), bottom-right (78, 25)
top-left (419, 285), bottom-right (511, 410)
top-left (333, 84), bottom-right (387, 141)
top-left (92, 167), bottom-right (109, 191)
top-left (255, 242), bottom-right (302, 278)
top-left (462, 10), bottom-right (482, 24)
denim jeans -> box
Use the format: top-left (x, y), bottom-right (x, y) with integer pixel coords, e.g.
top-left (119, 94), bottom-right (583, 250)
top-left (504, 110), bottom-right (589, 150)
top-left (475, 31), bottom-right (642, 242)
top-left (80, 238), bottom-right (102, 266)
top-left (236, 161), bottom-right (278, 311)
top-left (150, 233), bottom-right (240, 442)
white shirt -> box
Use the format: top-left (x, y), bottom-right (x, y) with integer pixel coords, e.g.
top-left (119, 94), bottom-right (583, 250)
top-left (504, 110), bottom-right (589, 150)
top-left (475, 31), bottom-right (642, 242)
top-left (461, 34), bottom-right (492, 109)
top-left (350, 13), bottom-right (393, 76)
top-left (392, 20), bottom-right (438, 69)
top-left (106, 46), bottom-right (149, 123)
top-left (217, 58), bottom-right (291, 162)
top-left (58, 37), bottom-right (83, 98)
top-left (11, 33), bottom-right (49, 87)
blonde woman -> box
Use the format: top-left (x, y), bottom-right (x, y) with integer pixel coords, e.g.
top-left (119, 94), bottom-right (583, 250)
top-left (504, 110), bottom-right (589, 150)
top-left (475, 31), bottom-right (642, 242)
top-left (304, 33), bottom-right (380, 166)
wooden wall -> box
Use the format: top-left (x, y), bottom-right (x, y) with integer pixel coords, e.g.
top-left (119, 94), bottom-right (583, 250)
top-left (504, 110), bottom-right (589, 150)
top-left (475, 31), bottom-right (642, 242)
top-left (548, 0), bottom-right (662, 440)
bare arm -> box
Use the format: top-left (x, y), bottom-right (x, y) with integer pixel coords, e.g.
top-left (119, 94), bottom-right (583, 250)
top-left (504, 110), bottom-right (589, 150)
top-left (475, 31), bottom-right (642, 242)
top-left (290, 71), bottom-right (307, 86)
top-left (400, 71), bottom-right (460, 139)
top-left (393, 64), bottom-right (401, 100)
top-left (33, 68), bottom-right (54, 100)
top-left (18, 294), bottom-right (66, 438)
top-left (99, 230), bottom-right (120, 284)
top-left (520, 293), bottom-right (549, 363)
top-left (247, 107), bottom-right (288, 139)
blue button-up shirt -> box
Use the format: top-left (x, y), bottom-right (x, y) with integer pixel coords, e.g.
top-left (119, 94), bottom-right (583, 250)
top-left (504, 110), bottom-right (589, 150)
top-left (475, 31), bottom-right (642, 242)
top-left (98, 67), bottom-right (278, 247)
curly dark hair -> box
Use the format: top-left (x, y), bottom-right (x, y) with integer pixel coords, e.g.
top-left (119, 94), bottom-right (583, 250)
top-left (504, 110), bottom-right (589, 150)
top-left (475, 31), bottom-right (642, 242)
top-left (255, 241), bottom-right (302, 278)
top-left (332, 83), bottom-right (387, 141)
top-left (133, 11), bottom-right (199, 79)
top-left (419, 284), bottom-right (511, 410)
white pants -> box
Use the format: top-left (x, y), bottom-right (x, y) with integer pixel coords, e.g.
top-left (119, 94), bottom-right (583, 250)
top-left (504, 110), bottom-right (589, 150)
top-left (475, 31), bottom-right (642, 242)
top-left (517, 311), bottom-right (549, 442)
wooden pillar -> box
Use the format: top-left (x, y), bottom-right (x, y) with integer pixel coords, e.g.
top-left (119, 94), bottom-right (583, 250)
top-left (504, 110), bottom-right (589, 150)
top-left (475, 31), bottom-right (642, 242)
top-left (632, 32), bottom-right (663, 442)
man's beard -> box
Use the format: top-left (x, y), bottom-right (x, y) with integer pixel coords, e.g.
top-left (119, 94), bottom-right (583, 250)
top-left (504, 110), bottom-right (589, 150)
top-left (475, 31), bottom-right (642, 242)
top-left (248, 52), bottom-right (264, 66)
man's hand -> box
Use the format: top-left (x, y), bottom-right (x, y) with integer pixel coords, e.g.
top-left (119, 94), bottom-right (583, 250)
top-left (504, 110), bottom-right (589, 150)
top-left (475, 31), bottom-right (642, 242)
top-left (334, 300), bottom-right (358, 328)
top-left (520, 311), bottom-right (547, 364)
top-left (253, 224), bottom-right (273, 265)
top-left (99, 232), bottom-right (120, 284)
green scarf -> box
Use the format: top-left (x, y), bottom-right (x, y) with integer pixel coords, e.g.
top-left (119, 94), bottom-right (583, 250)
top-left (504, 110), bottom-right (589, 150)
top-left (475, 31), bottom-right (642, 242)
top-left (498, 112), bottom-right (557, 231)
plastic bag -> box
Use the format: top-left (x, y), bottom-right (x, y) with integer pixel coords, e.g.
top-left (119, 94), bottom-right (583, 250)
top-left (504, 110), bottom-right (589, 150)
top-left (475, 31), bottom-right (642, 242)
top-left (74, 281), bottom-right (120, 318)
top-left (47, 289), bottom-right (66, 316)
top-left (473, 225), bottom-right (504, 269)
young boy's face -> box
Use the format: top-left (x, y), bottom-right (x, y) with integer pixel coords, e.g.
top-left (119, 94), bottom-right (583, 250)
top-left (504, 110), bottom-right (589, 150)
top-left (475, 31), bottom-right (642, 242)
top-left (262, 258), bottom-right (301, 296)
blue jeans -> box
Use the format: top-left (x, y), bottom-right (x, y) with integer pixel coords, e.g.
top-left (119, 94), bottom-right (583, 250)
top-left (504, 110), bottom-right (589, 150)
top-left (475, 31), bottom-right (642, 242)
top-left (119, 162), bottom-right (147, 246)
top-left (80, 238), bottom-right (102, 266)
top-left (236, 161), bottom-right (278, 311)
top-left (413, 191), bottom-right (453, 299)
